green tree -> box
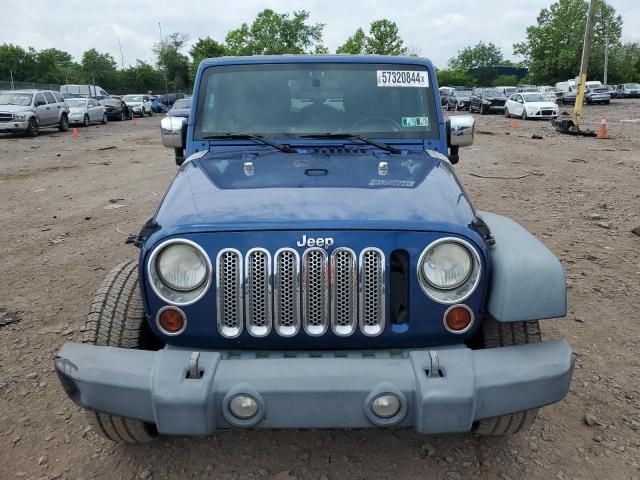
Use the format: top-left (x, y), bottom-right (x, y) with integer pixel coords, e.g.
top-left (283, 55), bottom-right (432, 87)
top-left (513, 0), bottom-right (623, 84)
top-left (35, 48), bottom-right (76, 84)
top-left (365, 20), bottom-right (407, 55)
top-left (120, 60), bottom-right (165, 93)
top-left (0, 44), bottom-right (37, 81)
top-left (492, 74), bottom-right (520, 87)
top-left (448, 41), bottom-right (504, 71)
top-left (189, 37), bottom-right (226, 79)
top-left (225, 9), bottom-right (324, 55)
top-left (81, 48), bottom-right (118, 88)
top-left (337, 21), bottom-right (407, 55)
top-left (154, 32), bottom-right (191, 91)
top-left (435, 69), bottom-right (472, 88)
top-left (336, 28), bottom-right (367, 54)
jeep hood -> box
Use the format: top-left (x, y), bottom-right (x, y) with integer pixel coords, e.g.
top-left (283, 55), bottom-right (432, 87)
top-left (0, 105), bottom-right (33, 113)
top-left (153, 150), bottom-right (477, 236)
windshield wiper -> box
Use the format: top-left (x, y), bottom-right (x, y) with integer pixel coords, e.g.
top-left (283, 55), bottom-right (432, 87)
top-left (300, 133), bottom-right (401, 154)
top-left (201, 133), bottom-right (297, 153)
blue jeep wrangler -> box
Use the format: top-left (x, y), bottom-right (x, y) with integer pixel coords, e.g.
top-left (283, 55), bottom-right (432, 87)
top-left (55, 55), bottom-right (574, 443)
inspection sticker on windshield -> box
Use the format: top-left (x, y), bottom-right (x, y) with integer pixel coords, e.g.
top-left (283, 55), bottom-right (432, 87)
top-left (377, 70), bottom-right (428, 88)
top-left (402, 116), bottom-right (429, 128)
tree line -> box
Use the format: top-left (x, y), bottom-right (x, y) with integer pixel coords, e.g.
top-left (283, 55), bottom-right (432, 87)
top-left (1, 1), bottom-right (638, 94)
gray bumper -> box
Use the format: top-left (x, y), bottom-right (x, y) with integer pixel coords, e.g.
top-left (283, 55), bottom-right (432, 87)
top-left (0, 121), bottom-right (28, 132)
top-left (55, 340), bottom-right (573, 435)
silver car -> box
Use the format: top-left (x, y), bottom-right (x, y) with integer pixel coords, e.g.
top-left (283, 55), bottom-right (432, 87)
top-left (0, 89), bottom-right (70, 137)
top-left (66, 98), bottom-right (107, 126)
top-left (122, 94), bottom-right (153, 117)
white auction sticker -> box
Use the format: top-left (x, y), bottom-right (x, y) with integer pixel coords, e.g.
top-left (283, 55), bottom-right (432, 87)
top-left (377, 70), bottom-right (429, 88)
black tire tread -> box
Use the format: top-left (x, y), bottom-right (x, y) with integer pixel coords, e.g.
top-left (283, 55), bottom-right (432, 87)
top-left (474, 316), bottom-right (541, 436)
top-left (82, 261), bottom-right (158, 443)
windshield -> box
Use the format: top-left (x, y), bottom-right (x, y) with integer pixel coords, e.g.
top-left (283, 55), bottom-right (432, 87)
top-left (172, 99), bottom-right (191, 109)
top-left (523, 94), bottom-right (546, 102)
top-left (195, 63), bottom-right (437, 139)
top-left (0, 93), bottom-right (33, 106)
top-left (66, 99), bottom-right (87, 108)
top-left (482, 89), bottom-right (504, 97)
top-left (123, 95), bottom-right (142, 102)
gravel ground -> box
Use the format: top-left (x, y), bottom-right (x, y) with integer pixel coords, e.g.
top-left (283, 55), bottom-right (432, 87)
top-left (0, 101), bottom-right (639, 480)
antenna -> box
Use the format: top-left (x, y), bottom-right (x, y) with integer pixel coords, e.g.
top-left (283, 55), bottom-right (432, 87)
top-left (118, 36), bottom-right (126, 70)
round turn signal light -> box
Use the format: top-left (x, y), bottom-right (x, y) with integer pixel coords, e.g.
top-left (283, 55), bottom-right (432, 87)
top-left (157, 307), bottom-right (186, 335)
top-left (444, 305), bottom-right (473, 333)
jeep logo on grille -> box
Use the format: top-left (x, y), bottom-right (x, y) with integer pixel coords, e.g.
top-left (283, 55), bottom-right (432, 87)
top-left (296, 235), bottom-right (334, 249)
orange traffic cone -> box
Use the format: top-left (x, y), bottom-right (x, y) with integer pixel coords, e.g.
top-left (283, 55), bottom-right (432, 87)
top-left (72, 127), bottom-right (79, 139)
top-left (597, 116), bottom-right (608, 139)
top-left (511, 118), bottom-right (518, 129)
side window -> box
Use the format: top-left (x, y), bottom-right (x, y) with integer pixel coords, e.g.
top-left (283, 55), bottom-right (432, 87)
top-left (35, 93), bottom-right (46, 106)
top-left (43, 92), bottom-right (56, 104)
top-left (53, 92), bottom-right (63, 103)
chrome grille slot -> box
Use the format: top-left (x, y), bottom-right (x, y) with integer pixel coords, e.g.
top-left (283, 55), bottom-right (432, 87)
top-left (331, 248), bottom-right (357, 336)
top-left (216, 249), bottom-right (243, 338)
top-left (359, 248), bottom-right (385, 336)
top-left (274, 248), bottom-right (300, 337)
top-left (245, 248), bottom-right (272, 337)
top-left (302, 248), bottom-right (329, 336)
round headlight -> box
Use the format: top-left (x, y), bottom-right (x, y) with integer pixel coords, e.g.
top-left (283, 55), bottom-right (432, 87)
top-left (422, 242), bottom-right (472, 290)
top-left (156, 243), bottom-right (207, 291)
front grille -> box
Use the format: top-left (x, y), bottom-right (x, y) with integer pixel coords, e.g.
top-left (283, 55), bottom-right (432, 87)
top-left (540, 109), bottom-right (554, 116)
top-left (331, 248), bottom-right (357, 336)
top-left (302, 248), bottom-right (329, 336)
top-left (216, 249), bottom-right (243, 338)
top-left (215, 246), bottom-right (386, 338)
top-left (0, 113), bottom-right (13, 122)
top-left (245, 249), bottom-right (272, 337)
top-left (360, 248), bottom-right (386, 336)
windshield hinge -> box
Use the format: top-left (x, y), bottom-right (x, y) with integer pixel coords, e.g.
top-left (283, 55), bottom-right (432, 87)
top-left (472, 216), bottom-right (495, 246)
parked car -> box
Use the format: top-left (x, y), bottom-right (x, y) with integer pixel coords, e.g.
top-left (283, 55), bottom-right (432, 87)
top-left (495, 86), bottom-right (518, 98)
top-left (0, 89), bottom-right (69, 136)
top-left (100, 98), bottom-right (132, 121)
top-left (439, 87), bottom-right (455, 107)
top-left (616, 83), bottom-right (640, 98)
top-left (55, 54), bottom-right (573, 444)
top-left (559, 90), bottom-right (578, 105)
top-left (585, 86), bottom-right (610, 105)
top-left (517, 84), bottom-right (538, 93)
top-left (152, 95), bottom-right (169, 113)
top-left (607, 85), bottom-right (617, 98)
top-left (167, 98), bottom-right (191, 119)
top-left (469, 88), bottom-right (507, 114)
top-left (505, 92), bottom-right (559, 120)
top-left (164, 92), bottom-right (185, 106)
top-left (61, 84), bottom-right (110, 100)
top-left (540, 92), bottom-right (558, 103)
top-left (123, 94), bottom-right (153, 117)
top-left (66, 98), bottom-right (108, 126)
top-left (446, 89), bottom-right (472, 111)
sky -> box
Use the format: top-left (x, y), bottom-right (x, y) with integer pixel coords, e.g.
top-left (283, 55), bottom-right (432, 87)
top-left (1, 0), bottom-right (639, 69)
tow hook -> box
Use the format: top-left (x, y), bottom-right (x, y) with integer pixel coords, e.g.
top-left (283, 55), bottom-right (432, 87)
top-left (188, 351), bottom-right (202, 379)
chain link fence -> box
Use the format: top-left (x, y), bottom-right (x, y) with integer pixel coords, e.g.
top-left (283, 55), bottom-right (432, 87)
top-left (0, 80), bottom-right (61, 91)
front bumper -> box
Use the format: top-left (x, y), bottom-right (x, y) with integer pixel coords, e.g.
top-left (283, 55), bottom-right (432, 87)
top-left (528, 110), bottom-right (558, 119)
top-left (0, 121), bottom-right (28, 132)
top-left (55, 340), bottom-right (573, 435)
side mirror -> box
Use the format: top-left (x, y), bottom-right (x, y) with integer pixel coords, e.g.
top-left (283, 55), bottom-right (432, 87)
top-left (36, 100), bottom-right (46, 107)
top-left (160, 116), bottom-right (187, 149)
top-left (446, 115), bottom-right (475, 165)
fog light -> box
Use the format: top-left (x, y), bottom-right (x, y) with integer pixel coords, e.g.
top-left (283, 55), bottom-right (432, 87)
top-left (444, 305), bottom-right (473, 333)
top-left (156, 307), bottom-right (186, 335)
top-left (371, 394), bottom-right (401, 419)
top-left (229, 395), bottom-right (258, 419)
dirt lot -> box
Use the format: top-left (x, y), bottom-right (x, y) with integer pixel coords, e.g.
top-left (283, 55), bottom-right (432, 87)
top-left (1, 102), bottom-right (639, 480)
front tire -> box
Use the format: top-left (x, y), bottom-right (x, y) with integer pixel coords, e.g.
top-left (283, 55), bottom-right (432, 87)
top-left (472, 317), bottom-right (541, 435)
top-left (26, 118), bottom-right (39, 137)
top-left (58, 114), bottom-right (69, 132)
top-left (504, 107), bottom-right (510, 118)
top-left (521, 110), bottom-right (528, 120)
top-left (82, 261), bottom-right (161, 443)
top-left (83, 115), bottom-right (89, 127)
top-left (101, 113), bottom-right (108, 125)
top-left (147, 108), bottom-right (153, 117)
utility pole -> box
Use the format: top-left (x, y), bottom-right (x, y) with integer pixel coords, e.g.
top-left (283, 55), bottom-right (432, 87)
top-left (573, 0), bottom-right (597, 130)
top-left (10, 70), bottom-right (14, 90)
top-left (158, 22), bottom-right (168, 93)
top-left (603, 33), bottom-right (609, 86)
top-left (118, 36), bottom-right (126, 70)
